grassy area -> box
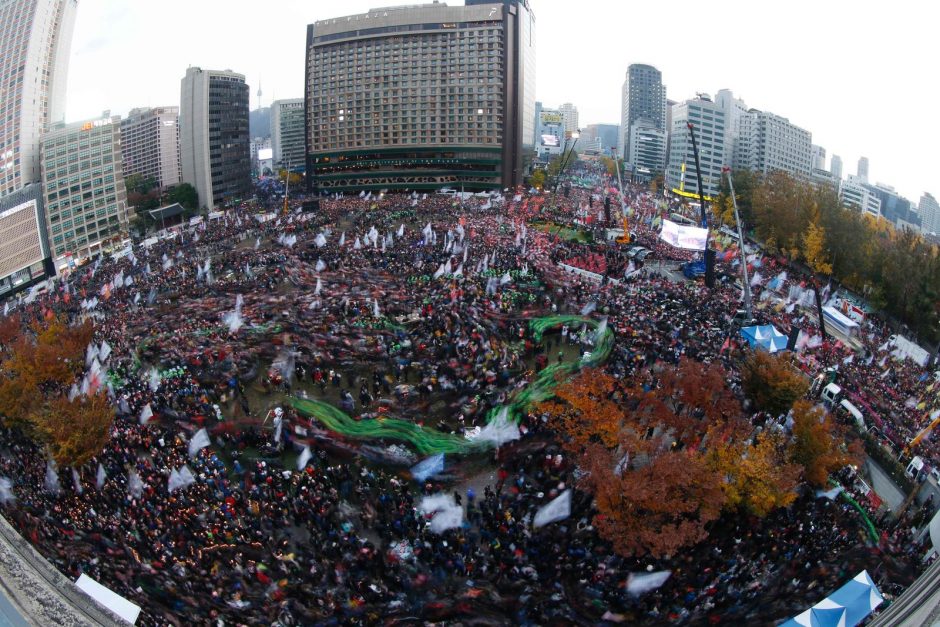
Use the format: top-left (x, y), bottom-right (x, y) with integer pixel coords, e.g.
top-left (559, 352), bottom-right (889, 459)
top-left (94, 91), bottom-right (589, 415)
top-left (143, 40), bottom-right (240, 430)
top-left (531, 221), bottom-right (592, 243)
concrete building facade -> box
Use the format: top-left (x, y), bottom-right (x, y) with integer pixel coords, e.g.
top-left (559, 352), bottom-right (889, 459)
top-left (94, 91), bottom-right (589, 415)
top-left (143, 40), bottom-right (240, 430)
top-left (180, 67), bottom-right (251, 209)
top-left (305, 0), bottom-right (536, 192)
top-left (918, 192), bottom-right (939, 235)
top-left (271, 98), bottom-right (305, 170)
top-left (0, 184), bottom-right (52, 297)
top-left (627, 119), bottom-right (666, 179)
top-left (619, 64), bottom-right (666, 163)
top-left (811, 144), bottom-right (826, 171)
top-left (665, 95), bottom-right (726, 200)
top-left (857, 156), bottom-right (869, 183)
top-left (535, 105), bottom-right (564, 159)
top-left (840, 174), bottom-right (881, 218)
top-left (558, 102), bottom-right (578, 135)
top-left (40, 116), bottom-right (129, 268)
top-left (831, 154), bottom-right (843, 180)
top-left (120, 107), bottom-right (181, 190)
top-left (738, 110), bottom-right (812, 177)
top-left (0, 0), bottom-right (78, 199)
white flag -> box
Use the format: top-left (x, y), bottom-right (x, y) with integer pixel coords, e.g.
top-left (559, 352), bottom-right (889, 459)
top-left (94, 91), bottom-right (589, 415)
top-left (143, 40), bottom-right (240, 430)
top-left (128, 471), bottom-right (144, 498)
top-left (139, 403), bottom-right (153, 425)
top-left (533, 489), bottom-right (571, 528)
top-left (45, 460), bottom-right (60, 495)
top-left (298, 446), bottom-right (312, 470)
top-left (0, 477), bottom-right (14, 504)
top-left (96, 464), bottom-right (107, 489)
top-left (188, 428), bottom-right (210, 458)
top-left (626, 570), bottom-right (672, 596)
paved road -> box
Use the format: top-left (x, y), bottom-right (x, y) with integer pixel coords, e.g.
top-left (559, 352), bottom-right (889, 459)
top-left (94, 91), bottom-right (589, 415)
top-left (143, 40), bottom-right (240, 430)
top-left (866, 457), bottom-right (906, 510)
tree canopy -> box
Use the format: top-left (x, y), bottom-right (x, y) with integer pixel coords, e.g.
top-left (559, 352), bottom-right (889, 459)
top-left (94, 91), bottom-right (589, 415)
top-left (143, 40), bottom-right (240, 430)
top-left (0, 316), bottom-right (114, 467)
top-left (730, 171), bottom-right (940, 343)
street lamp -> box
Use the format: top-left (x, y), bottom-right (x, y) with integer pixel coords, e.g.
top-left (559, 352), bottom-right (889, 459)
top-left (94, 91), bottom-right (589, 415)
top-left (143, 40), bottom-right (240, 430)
top-left (554, 130), bottom-right (580, 193)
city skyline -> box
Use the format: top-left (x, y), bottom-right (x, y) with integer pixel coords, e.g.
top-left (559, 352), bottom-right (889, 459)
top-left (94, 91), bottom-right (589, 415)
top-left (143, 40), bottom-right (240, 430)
top-left (65, 0), bottom-right (936, 202)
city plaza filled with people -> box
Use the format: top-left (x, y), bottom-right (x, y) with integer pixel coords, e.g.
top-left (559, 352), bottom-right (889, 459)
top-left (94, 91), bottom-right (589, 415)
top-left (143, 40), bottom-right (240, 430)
top-left (0, 163), bottom-right (936, 625)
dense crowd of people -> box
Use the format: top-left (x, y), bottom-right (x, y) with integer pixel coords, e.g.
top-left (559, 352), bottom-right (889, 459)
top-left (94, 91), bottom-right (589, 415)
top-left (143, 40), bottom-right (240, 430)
top-left (0, 165), bottom-right (935, 625)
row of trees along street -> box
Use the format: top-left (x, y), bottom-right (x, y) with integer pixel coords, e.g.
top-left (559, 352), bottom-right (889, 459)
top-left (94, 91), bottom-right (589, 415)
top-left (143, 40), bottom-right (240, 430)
top-left (711, 170), bottom-right (940, 344)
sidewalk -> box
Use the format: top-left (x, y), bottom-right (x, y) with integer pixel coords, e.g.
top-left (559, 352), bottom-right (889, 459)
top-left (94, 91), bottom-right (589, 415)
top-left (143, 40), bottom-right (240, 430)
top-left (0, 514), bottom-right (124, 626)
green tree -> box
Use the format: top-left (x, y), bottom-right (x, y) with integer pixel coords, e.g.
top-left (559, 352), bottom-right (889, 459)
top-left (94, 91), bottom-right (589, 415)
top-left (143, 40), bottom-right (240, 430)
top-left (165, 183), bottom-right (199, 211)
top-left (529, 169), bottom-right (546, 189)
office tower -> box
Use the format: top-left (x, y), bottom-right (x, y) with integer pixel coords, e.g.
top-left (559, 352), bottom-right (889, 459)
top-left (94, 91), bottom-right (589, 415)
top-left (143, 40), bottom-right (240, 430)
top-left (180, 67), bottom-right (251, 209)
top-left (619, 64), bottom-right (666, 162)
top-left (918, 192), bottom-right (939, 235)
top-left (831, 154), bottom-right (843, 180)
top-left (305, 1), bottom-right (536, 191)
top-left (739, 110), bottom-right (812, 177)
top-left (40, 115), bottom-right (129, 267)
top-left (120, 107), bottom-right (182, 190)
top-left (857, 156), bottom-right (869, 183)
top-left (714, 89), bottom-right (748, 170)
top-left (665, 95), bottom-right (726, 199)
top-left (271, 98), bottom-right (305, 170)
top-left (558, 102), bottom-right (579, 135)
top-left (0, 0), bottom-right (78, 198)
top-left (811, 145), bottom-right (826, 171)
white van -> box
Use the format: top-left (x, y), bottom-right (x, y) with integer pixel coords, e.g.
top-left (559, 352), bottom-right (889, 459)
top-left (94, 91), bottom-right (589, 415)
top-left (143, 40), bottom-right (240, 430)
top-left (906, 455), bottom-right (925, 480)
top-left (839, 399), bottom-right (865, 429)
top-left (821, 383), bottom-right (842, 406)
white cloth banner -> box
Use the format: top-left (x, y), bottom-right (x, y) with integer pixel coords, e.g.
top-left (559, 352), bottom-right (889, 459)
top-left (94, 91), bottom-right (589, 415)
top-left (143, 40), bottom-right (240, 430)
top-left (659, 219), bottom-right (708, 251)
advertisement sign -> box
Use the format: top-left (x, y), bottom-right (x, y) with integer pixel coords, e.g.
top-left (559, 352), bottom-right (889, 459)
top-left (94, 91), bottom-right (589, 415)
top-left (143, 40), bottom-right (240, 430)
top-left (659, 219), bottom-right (708, 251)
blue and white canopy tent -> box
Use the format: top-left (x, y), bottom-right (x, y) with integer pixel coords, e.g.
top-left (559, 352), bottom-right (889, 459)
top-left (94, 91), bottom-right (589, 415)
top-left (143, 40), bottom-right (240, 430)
top-left (741, 324), bottom-right (789, 353)
top-left (778, 570), bottom-right (883, 627)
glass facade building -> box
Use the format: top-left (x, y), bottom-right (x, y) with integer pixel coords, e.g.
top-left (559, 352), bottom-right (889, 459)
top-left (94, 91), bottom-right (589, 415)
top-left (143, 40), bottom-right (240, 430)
top-left (0, 0), bottom-right (77, 198)
top-left (305, 1), bottom-right (535, 192)
top-left (180, 68), bottom-right (251, 209)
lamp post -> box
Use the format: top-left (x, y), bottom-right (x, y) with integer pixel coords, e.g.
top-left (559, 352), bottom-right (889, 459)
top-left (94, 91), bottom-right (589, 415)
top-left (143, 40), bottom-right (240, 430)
top-left (552, 130), bottom-right (580, 198)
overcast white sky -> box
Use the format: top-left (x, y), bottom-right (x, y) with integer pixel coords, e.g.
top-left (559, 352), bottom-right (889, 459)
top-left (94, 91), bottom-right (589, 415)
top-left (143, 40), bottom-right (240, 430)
top-left (66, 0), bottom-right (937, 202)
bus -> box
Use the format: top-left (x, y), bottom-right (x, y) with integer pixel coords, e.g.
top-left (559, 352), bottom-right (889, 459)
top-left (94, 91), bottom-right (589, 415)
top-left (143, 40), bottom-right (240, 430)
top-left (822, 306), bottom-right (860, 338)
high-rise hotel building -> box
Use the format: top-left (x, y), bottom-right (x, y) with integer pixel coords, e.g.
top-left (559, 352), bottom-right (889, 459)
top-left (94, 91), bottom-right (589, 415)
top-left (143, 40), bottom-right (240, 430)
top-left (41, 116), bottom-right (129, 267)
top-left (0, 0), bottom-right (77, 292)
top-left (305, 0), bottom-right (535, 192)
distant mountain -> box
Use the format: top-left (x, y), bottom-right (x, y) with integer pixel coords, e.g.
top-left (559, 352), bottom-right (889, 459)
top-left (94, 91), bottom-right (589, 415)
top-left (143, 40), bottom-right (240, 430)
top-left (250, 107), bottom-right (272, 139)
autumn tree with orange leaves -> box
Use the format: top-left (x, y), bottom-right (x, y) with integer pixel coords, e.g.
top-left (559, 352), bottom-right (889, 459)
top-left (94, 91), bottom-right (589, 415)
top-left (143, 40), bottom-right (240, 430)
top-left (706, 428), bottom-right (800, 516)
top-left (740, 350), bottom-right (809, 417)
top-left (788, 400), bottom-right (863, 487)
top-left (0, 315), bottom-right (114, 466)
top-left (541, 361), bottom-right (797, 557)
